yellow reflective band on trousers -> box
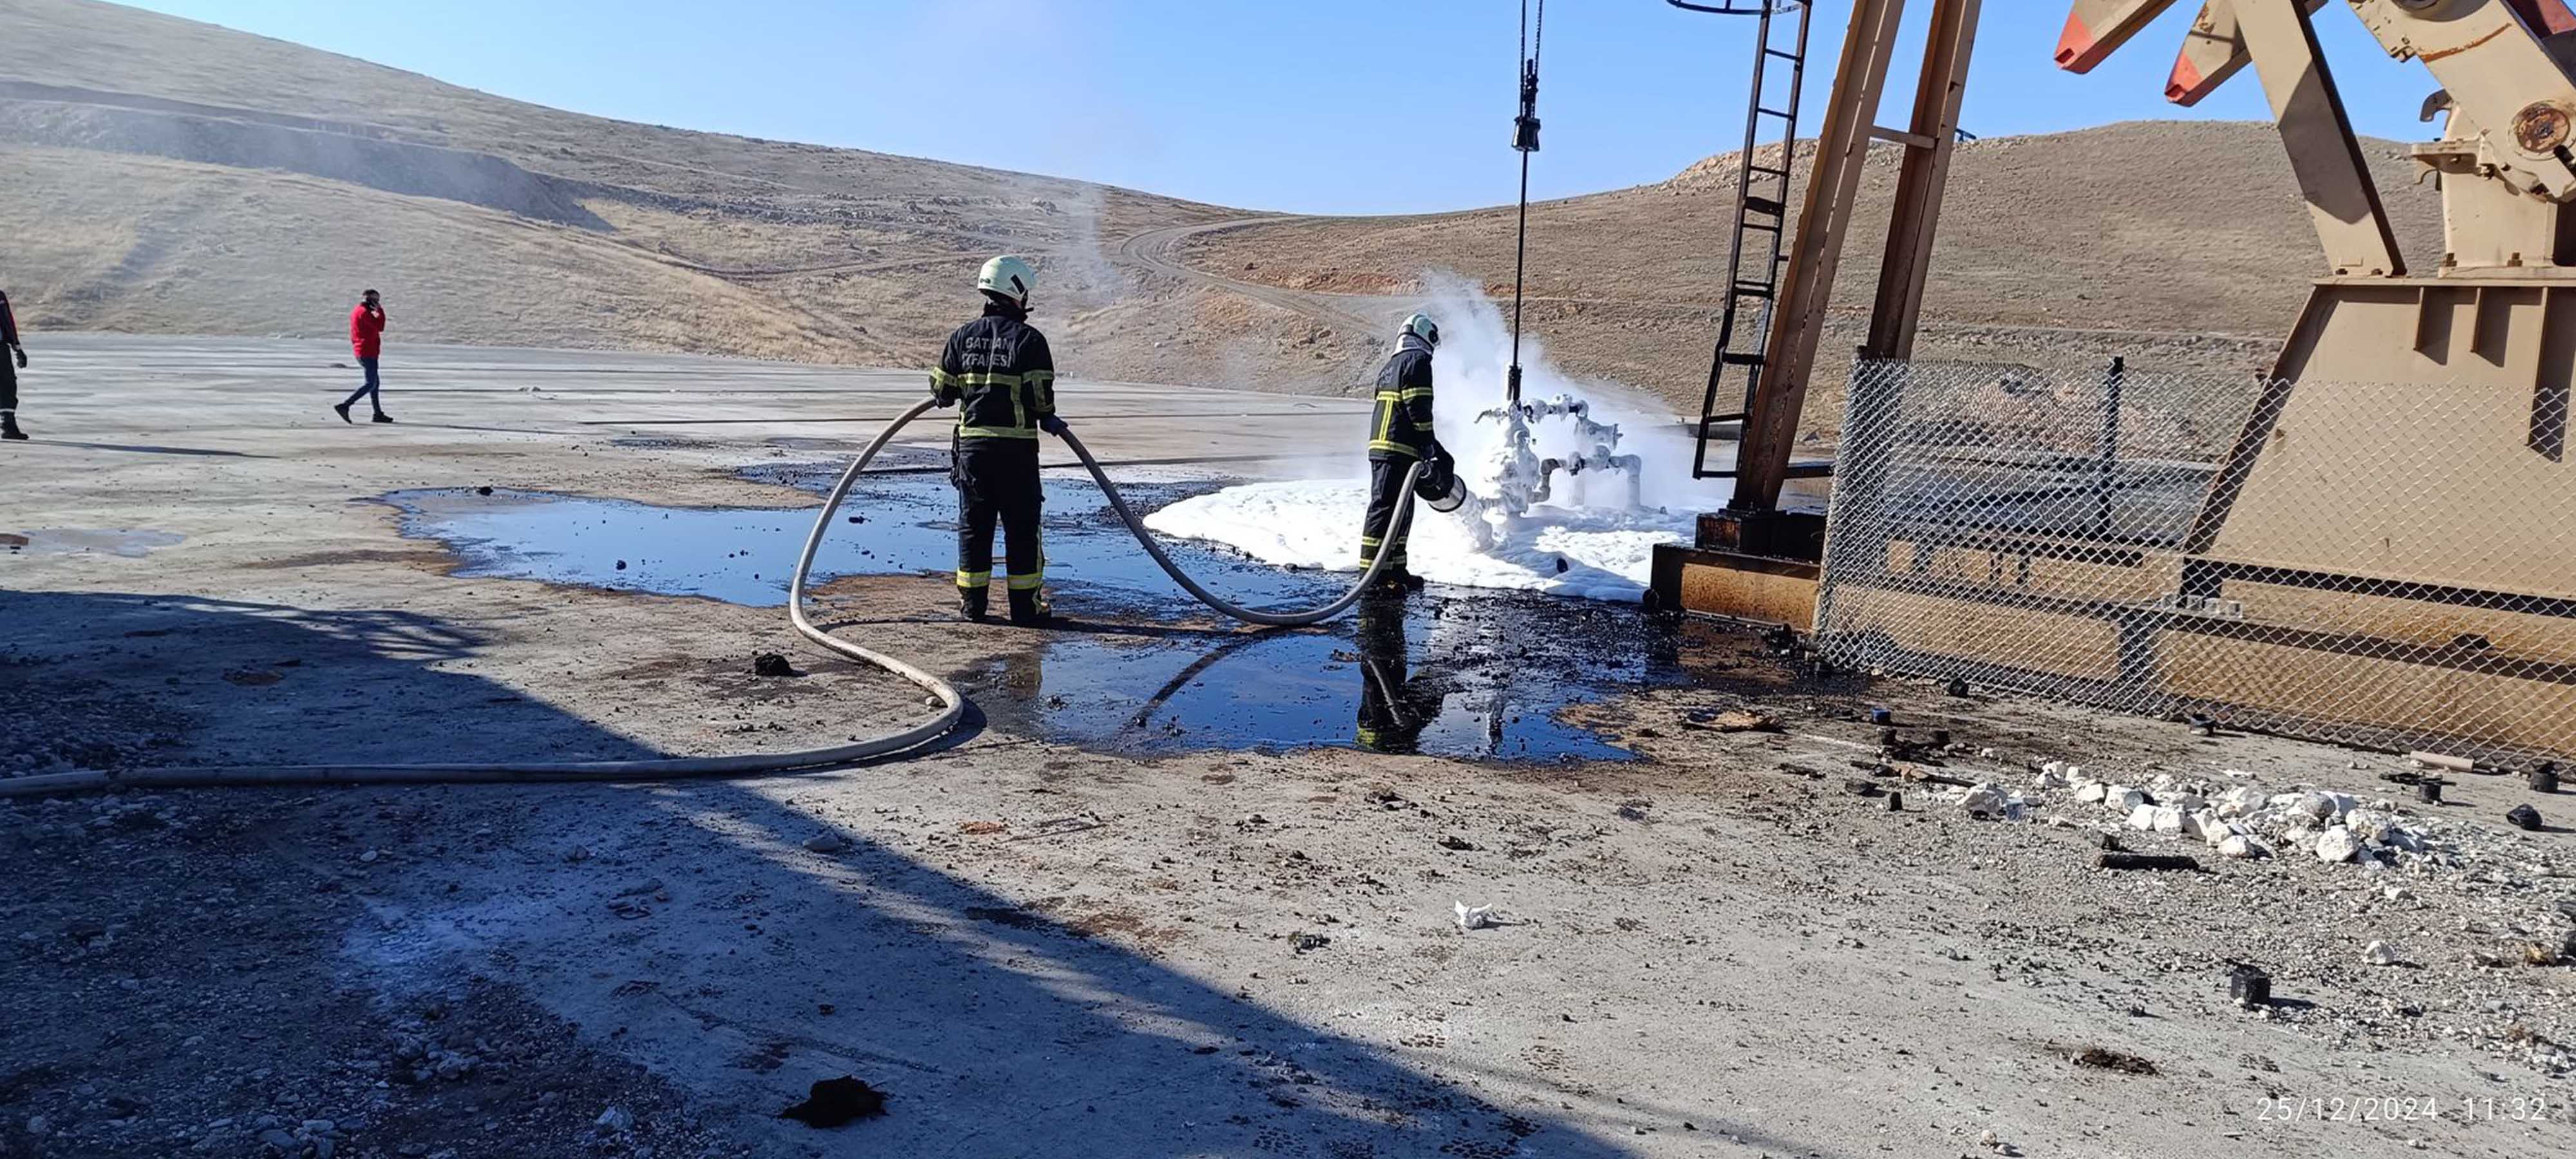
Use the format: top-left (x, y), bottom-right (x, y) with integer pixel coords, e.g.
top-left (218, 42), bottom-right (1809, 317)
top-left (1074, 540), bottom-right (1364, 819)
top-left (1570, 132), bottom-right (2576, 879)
top-left (1007, 527), bottom-right (1045, 592)
top-left (956, 569), bottom-right (990, 588)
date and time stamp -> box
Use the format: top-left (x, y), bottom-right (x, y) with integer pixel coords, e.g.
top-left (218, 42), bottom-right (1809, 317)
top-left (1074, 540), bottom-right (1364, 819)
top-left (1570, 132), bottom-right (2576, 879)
top-left (2253, 1093), bottom-right (2570, 1126)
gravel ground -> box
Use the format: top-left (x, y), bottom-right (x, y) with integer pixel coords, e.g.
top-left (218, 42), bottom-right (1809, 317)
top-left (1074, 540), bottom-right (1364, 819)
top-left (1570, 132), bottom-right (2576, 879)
top-left (6, 339), bottom-right (2572, 1157)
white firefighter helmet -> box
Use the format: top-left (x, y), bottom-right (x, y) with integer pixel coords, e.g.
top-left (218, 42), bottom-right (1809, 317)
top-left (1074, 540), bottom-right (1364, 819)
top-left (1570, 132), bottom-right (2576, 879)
top-left (977, 255), bottom-right (1036, 306)
top-left (1398, 312), bottom-right (1440, 347)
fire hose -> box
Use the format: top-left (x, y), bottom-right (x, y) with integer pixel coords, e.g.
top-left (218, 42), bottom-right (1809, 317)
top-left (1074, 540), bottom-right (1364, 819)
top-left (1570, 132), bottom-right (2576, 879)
top-left (0, 400), bottom-right (1422, 798)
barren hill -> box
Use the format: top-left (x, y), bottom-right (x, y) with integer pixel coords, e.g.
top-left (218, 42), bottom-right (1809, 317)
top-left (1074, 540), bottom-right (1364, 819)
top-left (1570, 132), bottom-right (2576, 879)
top-left (1184, 120), bottom-right (2445, 408)
top-left (0, 0), bottom-right (2447, 420)
top-left (0, 0), bottom-right (1250, 379)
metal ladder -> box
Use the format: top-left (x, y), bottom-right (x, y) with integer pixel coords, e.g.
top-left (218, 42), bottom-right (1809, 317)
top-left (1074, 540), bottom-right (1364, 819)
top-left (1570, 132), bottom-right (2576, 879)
top-left (1672, 1), bottom-right (1815, 480)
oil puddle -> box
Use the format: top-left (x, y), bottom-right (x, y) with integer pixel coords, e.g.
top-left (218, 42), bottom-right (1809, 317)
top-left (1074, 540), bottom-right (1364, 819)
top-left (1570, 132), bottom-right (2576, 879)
top-left (972, 593), bottom-right (1688, 762)
top-left (386, 466), bottom-right (1756, 764)
top-left (3, 528), bottom-right (186, 557)
top-left (384, 476), bottom-right (1345, 610)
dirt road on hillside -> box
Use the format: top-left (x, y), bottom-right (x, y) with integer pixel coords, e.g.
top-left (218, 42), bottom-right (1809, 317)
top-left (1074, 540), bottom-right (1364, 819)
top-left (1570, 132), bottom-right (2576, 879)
top-left (1119, 218), bottom-right (1396, 335)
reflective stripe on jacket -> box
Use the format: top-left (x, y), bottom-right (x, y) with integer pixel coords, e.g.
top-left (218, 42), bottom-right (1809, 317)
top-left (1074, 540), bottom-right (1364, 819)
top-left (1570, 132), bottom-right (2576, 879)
top-left (1367, 334), bottom-right (1435, 460)
top-left (931, 301), bottom-right (1056, 440)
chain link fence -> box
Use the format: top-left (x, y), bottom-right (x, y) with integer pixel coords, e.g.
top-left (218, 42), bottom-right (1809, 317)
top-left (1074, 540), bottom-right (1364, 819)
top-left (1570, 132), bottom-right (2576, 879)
top-left (1812, 357), bottom-right (2576, 769)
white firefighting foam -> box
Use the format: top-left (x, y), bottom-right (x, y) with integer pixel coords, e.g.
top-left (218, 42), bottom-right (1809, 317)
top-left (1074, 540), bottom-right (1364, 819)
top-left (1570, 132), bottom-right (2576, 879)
top-left (1143, 277), bottom-right (1721, 602)
top-left (1142, 479), bottom-right (1689, 600)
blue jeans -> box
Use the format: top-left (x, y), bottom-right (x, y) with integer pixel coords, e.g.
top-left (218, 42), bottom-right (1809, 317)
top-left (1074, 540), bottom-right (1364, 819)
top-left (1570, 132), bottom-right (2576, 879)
top-left (340, 357), bottom-right (381, 411)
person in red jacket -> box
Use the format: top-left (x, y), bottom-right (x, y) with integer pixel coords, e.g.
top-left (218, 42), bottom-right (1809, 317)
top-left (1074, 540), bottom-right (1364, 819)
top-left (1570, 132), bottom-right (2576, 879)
top-left (333, 289), bottom-right (392, 424)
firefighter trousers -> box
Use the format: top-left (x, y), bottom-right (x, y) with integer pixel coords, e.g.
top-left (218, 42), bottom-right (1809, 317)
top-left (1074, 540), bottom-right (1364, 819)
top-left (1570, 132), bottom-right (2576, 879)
top-left (1359, 456), bottom-right (1414, 570)
top-left (953, 442), bottom-right (1044, 601)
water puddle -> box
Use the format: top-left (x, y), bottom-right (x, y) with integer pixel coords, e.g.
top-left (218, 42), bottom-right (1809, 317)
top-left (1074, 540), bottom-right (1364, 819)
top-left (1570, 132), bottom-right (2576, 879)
top-left (3, 528), bottom-right (186, 557)
top-left (974, 593), bottom-right (1692, 762)
top-left (384, 467), bottom-right (1780, 763)
top-left (385, 475), bottom-right (1343, 610)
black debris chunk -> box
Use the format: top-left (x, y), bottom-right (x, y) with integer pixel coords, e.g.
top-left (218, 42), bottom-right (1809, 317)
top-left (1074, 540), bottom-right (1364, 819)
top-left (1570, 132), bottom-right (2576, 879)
top-left (780, 1076), bottom-right (887, 1127)
top-left (2093, 851), bottom-right (2198, 872)
top-left (2228, 964), bottom-right (2271, 1009)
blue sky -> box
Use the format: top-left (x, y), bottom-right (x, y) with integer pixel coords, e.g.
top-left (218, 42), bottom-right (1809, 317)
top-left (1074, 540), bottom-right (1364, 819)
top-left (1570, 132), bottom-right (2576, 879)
top-left (126, 0), bottom-right (2436, 214)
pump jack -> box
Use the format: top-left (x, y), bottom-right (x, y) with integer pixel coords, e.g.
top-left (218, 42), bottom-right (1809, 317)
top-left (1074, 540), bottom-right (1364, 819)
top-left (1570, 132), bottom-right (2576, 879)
top-left (1651, 0), bottom-right (2576, 760)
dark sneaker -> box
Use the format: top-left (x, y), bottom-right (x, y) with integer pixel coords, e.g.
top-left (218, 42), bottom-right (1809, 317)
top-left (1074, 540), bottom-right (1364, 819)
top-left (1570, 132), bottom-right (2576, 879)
top-left (370, 411), bottom-right (395, 424)
top-left (332, 402), bottom-right (352, 424)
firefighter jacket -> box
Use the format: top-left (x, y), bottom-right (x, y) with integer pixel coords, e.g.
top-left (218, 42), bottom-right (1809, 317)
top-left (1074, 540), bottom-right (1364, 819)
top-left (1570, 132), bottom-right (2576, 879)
top-left (931, 301), bottom-right (1056, 442)
top-left (1367, 333), bottom-right (1437, 460)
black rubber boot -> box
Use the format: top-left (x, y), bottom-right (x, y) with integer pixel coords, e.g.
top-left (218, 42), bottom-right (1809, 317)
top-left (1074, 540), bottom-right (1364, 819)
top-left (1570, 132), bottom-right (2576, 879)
top-left (1007, 589), bottom-right (1053, 627)
top-left (1372, 566), bottom-right (1421, 595)
top-left (959, 586), bottom-right (989, 623)
top-left (1, 411), bottom-right (23, 441)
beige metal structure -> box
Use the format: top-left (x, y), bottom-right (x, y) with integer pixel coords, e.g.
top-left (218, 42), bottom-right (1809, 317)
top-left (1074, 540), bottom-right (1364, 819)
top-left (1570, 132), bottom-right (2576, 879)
top-left (2060, 0), bottom-right (2576, 579)
top-left (1803, 0), bottom-right (2576, 760)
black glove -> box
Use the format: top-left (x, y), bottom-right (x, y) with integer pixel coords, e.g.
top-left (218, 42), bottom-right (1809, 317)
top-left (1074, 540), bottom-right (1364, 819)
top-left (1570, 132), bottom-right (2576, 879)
top-left (10, 347), bottom-right (22, 370)
top-left (932, 393), bottom-right (954, 409)
top-left (1039, 413), bottom-right (1068, 437)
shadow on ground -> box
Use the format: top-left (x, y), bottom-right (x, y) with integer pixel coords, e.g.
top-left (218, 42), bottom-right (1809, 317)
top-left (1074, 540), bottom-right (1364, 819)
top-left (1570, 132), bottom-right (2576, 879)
top-left (0, 589), bottom-right (1812, 1156)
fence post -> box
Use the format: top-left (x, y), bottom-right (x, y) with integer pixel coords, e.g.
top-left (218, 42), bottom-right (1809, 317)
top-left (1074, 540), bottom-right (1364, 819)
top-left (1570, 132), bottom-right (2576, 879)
top-left (2095, 355), bottom-right (2125, 539)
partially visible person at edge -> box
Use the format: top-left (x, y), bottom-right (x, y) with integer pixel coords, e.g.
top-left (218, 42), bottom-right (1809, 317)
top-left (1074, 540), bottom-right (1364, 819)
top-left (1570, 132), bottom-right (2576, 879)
top-left (1, 290), bottom-right (26, 441)
top-left (334, 289), bottom-right (392, 424)
top-left (1359, 312), bottom-right (1448, 594)
top-left (931, 255), bottom-right (1066, 627)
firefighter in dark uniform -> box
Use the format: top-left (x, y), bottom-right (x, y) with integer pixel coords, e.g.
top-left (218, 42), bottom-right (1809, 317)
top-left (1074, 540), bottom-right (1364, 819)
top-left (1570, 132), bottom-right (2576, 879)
top-left (931, 256), bottom-right (1064, 625)
top-left (1361, 312), bottom-right (1446, 593)
top-left (1, 290), bottom-right (26, 441)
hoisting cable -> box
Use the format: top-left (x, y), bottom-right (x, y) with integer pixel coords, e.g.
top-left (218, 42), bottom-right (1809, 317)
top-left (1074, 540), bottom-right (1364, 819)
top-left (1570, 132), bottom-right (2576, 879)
top-left (0, 402), bottom-right (1422, 798)
top-left (1505, 0), bottom-right (1545, 408)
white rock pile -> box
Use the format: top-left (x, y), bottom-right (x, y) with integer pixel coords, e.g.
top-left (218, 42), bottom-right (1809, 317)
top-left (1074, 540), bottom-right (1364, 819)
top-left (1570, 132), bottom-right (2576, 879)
top-left (2025, 762), bottom-right (2452, 869)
